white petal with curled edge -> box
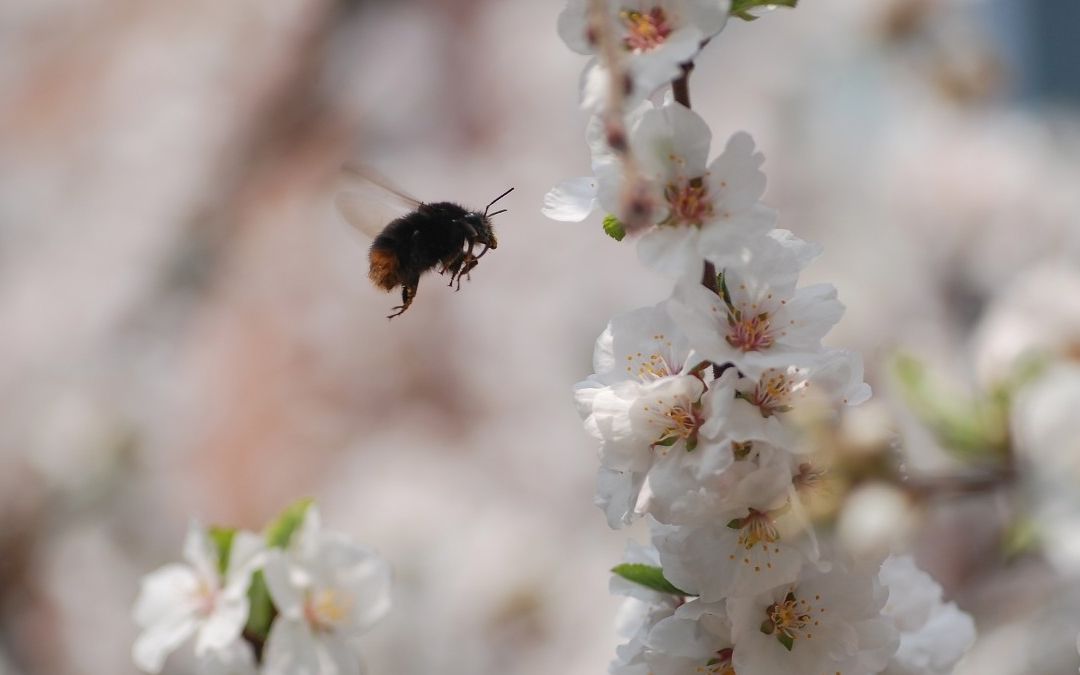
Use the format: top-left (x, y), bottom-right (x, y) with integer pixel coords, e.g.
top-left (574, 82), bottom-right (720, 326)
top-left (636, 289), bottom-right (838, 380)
top-left (319, 633), bottom-right (364, 675)
top-left (637, 226), bottom-right (702, 279)
top-left (133, 564), bottom-right (199, 629)
top-left (197, 639), bottom-right (258, 675)
top-left (542, 177), bottom-right (598, 222)
top-left (194, 592), bottom-right (248, 657)
top-left (263, 551), bottom-right (305, 620)
top-left (263, 619), bottom-right (321, 675)
top-left (182, 521), bottom-right (220, 587)
top-left (132, 608), bottom-right (199, 674)
top-left (315, 536), bottom-right (392, 634)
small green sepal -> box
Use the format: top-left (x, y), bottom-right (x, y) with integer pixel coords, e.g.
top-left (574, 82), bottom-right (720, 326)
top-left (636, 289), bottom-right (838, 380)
top-left (603, 214), bottom-right (627, 241)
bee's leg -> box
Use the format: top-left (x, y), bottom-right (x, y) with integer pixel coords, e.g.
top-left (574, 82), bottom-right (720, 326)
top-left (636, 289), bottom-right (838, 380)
top-left (443, 252), bottom-right (466, 288)
top-left (460, 255), bottom-right (479, 280)
top-left (388, 277), bottom-right (419, 319)
top-left (460, 222), bottom-right (480, 260)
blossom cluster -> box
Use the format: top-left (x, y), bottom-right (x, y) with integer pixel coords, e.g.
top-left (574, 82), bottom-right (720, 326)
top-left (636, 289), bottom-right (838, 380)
top-left (547, 2), bottom-right (975, 673)
top-left (132, 502), bottom-right (390, 675)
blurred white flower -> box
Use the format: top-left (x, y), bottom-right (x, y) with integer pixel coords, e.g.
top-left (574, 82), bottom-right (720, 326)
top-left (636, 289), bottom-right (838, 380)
top-left (972, 262), bottom-right (1080, 386)
top-left (197, 639), bottom-right (258, 675)
top-left (1011, 363), bottom-right (1080, 572)
top-left (132, 522), bottom-right (264, 674)
top-left (727, 553), bottom-right (898, 675)
top-left (835, 483), bottom-right (918, 560)
top-left (262, 507), bottom-right (391, 675)
top-left (879, 555), bottom-right (975, 675)
top-left (558, 0), bottom-right (731, 105)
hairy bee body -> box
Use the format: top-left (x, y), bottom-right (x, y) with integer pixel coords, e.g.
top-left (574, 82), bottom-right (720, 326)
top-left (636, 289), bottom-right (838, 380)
top-left (335, 168), bottom-right (512, 318)
top-left (369, 202), bottom-right (473, 291)
top-left (368, 201), bottom-right (499, 318)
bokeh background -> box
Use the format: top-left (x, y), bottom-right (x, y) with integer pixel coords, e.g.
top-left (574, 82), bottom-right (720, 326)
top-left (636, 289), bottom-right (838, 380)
top-left (3, 0), bottom-right (1080, 673)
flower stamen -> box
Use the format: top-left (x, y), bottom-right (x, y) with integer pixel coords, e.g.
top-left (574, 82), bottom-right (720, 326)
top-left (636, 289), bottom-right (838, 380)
top-left (726, 310), bottom-right (775, 352)
top-left (762, 591), bottom-right (818, 650)
top-left (664, 180), bottom-right (714, 227)
top-left (620, 7), bottom-right (673, 52)
top-left (305, 588), bottom-right (353, 632)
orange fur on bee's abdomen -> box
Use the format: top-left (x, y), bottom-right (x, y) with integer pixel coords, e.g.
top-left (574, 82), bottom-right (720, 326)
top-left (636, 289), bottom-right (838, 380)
top-left (368, 245), bottom-right (400, 291)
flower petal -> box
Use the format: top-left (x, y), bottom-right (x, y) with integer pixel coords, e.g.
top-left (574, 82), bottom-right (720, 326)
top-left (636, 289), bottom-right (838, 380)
top-left (263, 618), bottom-right (321, 675)
top-left (132, 608), bottom-right (198, 674)
top-left (542, 177), bottom-right (598, 222)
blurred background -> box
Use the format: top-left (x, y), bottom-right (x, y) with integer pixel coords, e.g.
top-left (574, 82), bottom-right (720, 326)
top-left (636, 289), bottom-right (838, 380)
top-left (2, 0), bottom-right (1080, 673)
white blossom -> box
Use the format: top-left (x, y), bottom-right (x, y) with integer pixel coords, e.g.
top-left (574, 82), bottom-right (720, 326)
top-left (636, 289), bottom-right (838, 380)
top-left (879, 555), bottom-right (975, 675)
top-left (727, 553), bottom-right (898, 675)
top-left (610, 542), bottom-right (682, 675)
top-left (558, 0), bottom-right (732, 106)
top-left (132, 522), bottom-right (264, 674)
top-left (262, 507), bottom-right (391, 675)
top-left (197, 639), bottom-right (258, 675)
top-left (642, 600), bottom-right (735, 675)
top-left (668, 231), bottom-right (844, 378)
top-left (723, 348), bottom-right (871, 449)
top-left (652, 457), bottom-right (818, 599)
top-left (545, 102), bottom-right (777, 279)
top-left (576, 302), bottom-right (740, 525)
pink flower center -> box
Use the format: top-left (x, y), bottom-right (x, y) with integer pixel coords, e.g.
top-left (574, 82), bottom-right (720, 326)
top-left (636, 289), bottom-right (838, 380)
top-left (620, 8), bottom-right (673, 52)
top-left (726, 310), bottom-right (775, 352)
top-left (664, 180), bottom-right (714, 227)
top-left (193, 580), bottom-right (219, 617)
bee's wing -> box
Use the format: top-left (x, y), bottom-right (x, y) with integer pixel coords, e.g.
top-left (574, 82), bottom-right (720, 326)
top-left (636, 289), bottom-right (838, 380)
top-left (334, 165), bottom-right (424, 239)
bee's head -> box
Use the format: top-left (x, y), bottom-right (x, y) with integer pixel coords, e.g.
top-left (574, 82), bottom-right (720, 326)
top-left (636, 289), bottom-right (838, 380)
top-left (464, 212), bottom-right (498, 250)
top-left (470, 186), bottom-right (513, 254)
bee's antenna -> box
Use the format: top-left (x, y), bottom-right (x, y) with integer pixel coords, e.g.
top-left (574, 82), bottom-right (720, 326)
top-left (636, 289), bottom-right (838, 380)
top-left (484, 187), bottom-right (515, 217)
top-left (487, 208), bottom-right (508, 218)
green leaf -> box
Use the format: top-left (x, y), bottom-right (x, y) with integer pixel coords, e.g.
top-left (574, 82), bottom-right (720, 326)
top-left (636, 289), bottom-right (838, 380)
top-left (244, 571), bottom-right (275, 641)
top-left (892, 353), bottom-right (1010, 462)
top-left (243, 498), bottom-right (315, 642)
top-left (603, 214), bottom-right (627, 241)
top-left (777, 632), bottom-right (795, 651)
top-left (208, 526), bottom-right (236, 576)
top-left (611, 563), bottom-right (690, 596)
top-left (653, 436), bottom-right (679, 448)
top-left (731, 0), bottom-right (798, 21)
top-left (265, 498), bottom-right (314, 549)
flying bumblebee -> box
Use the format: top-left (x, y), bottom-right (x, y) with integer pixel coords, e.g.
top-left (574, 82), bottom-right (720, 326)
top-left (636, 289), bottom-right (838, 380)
top-left (334, 166), bottom-right (513, 318)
